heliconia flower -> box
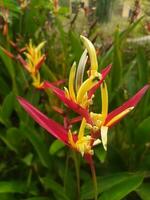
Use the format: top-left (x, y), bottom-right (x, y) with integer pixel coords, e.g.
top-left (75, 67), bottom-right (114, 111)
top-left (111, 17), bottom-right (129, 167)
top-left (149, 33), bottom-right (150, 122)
top-left (42, 81), bottom-right (93, 124)
top-left (89, 83), bottom-right (150, 150)
top-left (17, 97), bottom-right (100, 157)
top-left (23, 40), bottom-right (46, 75)
top-left (40, 35), bottom-right (111, 122)
top-left (1, 40), bottom-right (46, 88)
top-left (60, 35), bottom-right (103, 109)
top-left (62, 35), bottom-right (102, 109)
top-left (16, 40), bottom-right (46, 88)
top-left (41, 63), bottom-right (111, 123)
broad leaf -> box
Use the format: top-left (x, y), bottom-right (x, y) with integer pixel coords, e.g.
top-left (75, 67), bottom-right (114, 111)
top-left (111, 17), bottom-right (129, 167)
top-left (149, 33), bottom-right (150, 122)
top-left (136, 183), bottom-right (150, 200)
top-left (81, 172), bottom-right (144, 200)
top-left (40, 177), bottom-right (70, 200)
top-left (0, 181), bottom-right (26, 194)
top-left (20, 124), bottom-right (51, 168)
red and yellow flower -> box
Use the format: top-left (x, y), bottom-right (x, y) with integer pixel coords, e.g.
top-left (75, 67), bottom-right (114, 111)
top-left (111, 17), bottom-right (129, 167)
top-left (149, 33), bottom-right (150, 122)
top-left (17, 35), bottom-right (150, 158)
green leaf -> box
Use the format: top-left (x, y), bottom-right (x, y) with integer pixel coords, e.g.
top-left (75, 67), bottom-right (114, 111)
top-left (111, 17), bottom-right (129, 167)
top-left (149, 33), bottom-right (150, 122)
top-left (69, 31), bottom-right (83, 62)
top-left (0, 76), bottom-right (10, 96)
top-left (22, 153), bottom-right (34, 166)
top-left (0, 133), bottom-right (18, 154)
top-left (99, 173), bottom-right (144, 200)
top-left (0, 194), bottom-right (15, 200)
top-left (2, 0), bottom-right (21, 13)
top-left (40, 177), bottom-right (70, 200)
top-left (20, 124), bottom-right (51, 168)
top-left (56, 17), bottom-right (67, 44)
top-left (25, 197), bottom-right (49, 200)
top-left (135, 116), bottom-right (150, 144)
top-left (111, 28), bottom-right (123, 91)
top-left (81, 172), bottom-right (144, 200)
top-left (1, 92), bottom-right (14, 126)
top-left (0, 181), bottom-right (26, 194)
top-left (100, 46), bottom-right (113, 67)
top-left (7, 127), bottom-right (23, 145)
top-left (120, 17), bottom-right (144, 40)
top-left (41, 64), bottom-right (57, 82)
top-left (49, 139), bottom-right (65, 155)
top-left (95, 146), bottom-right (107, 163)
top-left (0, 49), bottom-right (15, 80)
top-left (136, 183), bottom-right (150, 200)
top-left (137, 48), bottom-right (148, 86)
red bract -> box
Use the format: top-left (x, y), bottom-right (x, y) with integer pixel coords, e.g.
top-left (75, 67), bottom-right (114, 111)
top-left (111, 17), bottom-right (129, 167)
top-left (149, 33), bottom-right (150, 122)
top-left (90, 83), bottom-right (150, 150)
top-left (41, 64), bottom-right (111, 123)
top-left (88, 64), bottom-right (112, 98)
top-left (17, 96), bottom-right (69, 144)
top-left (104, 84), bottom-right (150, 127)
top-left (42, 81), bottom-right (92, 124)
top-left (17, 97), bottom-right (95, 158)
top-left (17, 35), bottom-right (150, 156)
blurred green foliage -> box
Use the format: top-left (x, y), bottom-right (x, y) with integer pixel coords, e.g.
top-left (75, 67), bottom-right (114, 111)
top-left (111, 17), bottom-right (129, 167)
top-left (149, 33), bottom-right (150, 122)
top-left (0, 0), bottom-right (150, 200)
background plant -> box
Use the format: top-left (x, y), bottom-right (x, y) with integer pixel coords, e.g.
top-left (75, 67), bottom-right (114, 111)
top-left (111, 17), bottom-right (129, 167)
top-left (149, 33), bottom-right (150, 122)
top-left (0, 0), bottom-right (150, 200)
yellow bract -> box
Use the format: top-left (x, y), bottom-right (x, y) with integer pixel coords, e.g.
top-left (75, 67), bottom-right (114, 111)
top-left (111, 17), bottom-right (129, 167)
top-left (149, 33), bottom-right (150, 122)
top-left (89, 81), bottom-right (109, 132)
top-left (25, 40), bottom-right (46, 74)
top-left (68, 118), bottom-right (94, 156)
top-left (89, 81), bottom-right (134, 150)
top-left (64, 35), bottom-right (102, 108)
top-left (66, 36), bottom-right (135, 152)
top-left (24, 40), bottom-right (46, 88)
top-left (105, 107), bottom-right (134, 127)
top-left (68, 62), bottom-right (76, 101)
top-left (76, 75), bottom-right (100, 104)
top-left (31, 72), bottom-right (44, 88)
top-left (101, 81), bottom-right (108, 121)
top-left (80, 35), bottom-right (98, 74)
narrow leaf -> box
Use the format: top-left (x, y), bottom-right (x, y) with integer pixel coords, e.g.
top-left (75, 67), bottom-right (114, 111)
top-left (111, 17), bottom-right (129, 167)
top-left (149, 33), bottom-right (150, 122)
top-left (20, 124), bottom-right (51, 168)
top-left (40, 177), bottom-right (70, 200)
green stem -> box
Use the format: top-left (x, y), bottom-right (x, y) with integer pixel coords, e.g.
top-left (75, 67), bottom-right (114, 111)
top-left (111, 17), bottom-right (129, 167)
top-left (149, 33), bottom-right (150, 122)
top-left (90, 160), bottom-right (98, 200)
top-left (73, 151), bottom-right (80, 199)
top-left (64, 155), bottom-right (69, 192)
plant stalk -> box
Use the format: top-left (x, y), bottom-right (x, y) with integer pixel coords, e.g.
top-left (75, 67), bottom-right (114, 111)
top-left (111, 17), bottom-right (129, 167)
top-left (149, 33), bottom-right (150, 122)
top-left (90, 159), bottom-right (98, 200)
top-left (73, 151), bottom-right (80, 199)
